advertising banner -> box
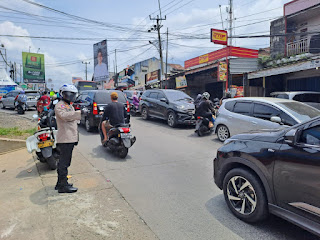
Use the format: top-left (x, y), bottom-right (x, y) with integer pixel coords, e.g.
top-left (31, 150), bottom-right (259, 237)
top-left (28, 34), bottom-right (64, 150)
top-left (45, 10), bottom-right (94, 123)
top-left (93, 39), bottom-right (109, 82)
top-left (22, 52), bottom-right (45, 83)
top-left (146, 69), bottom-right (159, 84)
top-left (176, 76), bottom-right (187, 89)
top-left (211, 29), bottom-right (228, 45)
top-left (218, 61), bottom-right (228, 82)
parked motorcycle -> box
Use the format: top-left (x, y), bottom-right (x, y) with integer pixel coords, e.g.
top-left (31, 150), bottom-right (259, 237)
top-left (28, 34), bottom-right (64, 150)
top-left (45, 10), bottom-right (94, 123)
top-left (98, 121), bottom-right (136, 158)
top-left (26, 110), bottom-right (59, 170)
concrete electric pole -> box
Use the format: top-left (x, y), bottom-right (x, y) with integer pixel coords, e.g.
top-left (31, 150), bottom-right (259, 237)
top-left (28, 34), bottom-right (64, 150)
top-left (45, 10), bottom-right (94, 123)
top-left (82, 61), bottom-right (90, 80)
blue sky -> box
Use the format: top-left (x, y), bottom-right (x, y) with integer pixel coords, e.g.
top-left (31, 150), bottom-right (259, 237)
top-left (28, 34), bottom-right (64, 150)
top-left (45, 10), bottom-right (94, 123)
top-left (0, 0), bottom-right (289, 89)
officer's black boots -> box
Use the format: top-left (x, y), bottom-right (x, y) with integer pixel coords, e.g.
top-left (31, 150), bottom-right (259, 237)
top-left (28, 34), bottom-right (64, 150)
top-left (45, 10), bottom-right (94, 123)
top-left (55, 182), bottom-right (73, 190)
top-left (58, 185), bottom-right (78, 193)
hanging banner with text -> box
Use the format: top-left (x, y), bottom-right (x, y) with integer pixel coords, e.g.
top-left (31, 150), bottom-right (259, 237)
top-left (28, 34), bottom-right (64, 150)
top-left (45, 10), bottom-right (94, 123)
top-left (218, 61), bottom-right (228, 82)
top-left (22, 52), bottom-right (45, 83)
top-left (175, 76), bottom-right (187, 89)
top-left (211, 29), bottom-right (228, 45)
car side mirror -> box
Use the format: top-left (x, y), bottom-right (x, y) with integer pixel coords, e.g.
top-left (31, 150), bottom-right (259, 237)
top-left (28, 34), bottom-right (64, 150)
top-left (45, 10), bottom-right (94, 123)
top-left (128, 96), bottom-right (133, 100)
top-left (160, 98), bottom-right (168, 103)
top-left (284, 129), bottom-right (297, 146)
top-left (271, 116), bottom-right (282, 124)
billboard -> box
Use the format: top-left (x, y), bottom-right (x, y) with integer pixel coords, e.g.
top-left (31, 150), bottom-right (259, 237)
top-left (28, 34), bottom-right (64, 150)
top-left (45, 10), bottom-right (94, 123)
top-left (218, 61), bottom-right (228, 82)
top-left (211, 29), bottom-right (228, 45)
top-left (22, 52), bottom-right (45, 83)
top-left (146, 69), bottom-right (159, 84)
top-left (176, 76), bottom-right (187, 89)
top-left (93, 40), bottom-right (109, 82)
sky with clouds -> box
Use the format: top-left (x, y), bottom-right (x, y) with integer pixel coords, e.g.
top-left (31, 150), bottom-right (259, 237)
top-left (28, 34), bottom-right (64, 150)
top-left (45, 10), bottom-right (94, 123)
top-left (0, 0), bottom-right (290, 89)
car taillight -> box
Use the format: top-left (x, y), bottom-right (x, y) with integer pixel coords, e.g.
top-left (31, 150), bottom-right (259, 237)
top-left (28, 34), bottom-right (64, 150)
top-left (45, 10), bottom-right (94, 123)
top-left (121, 127), bottom-right (130, 133)
top-left (126, 101), bottom-right (130, 113)
top-left (39, 133), bottom-right (50, 141)
top-left (93, 102), bottom-right (98, 115)
top-left (74, 105), bottom-right (80, 110)
top-left (197, 116), bottom-right (201, 119)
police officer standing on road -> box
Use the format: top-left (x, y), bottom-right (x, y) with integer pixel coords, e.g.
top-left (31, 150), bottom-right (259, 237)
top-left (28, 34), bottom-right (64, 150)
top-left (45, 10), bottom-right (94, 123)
top-left (54, 84), bottom-right (81, 193)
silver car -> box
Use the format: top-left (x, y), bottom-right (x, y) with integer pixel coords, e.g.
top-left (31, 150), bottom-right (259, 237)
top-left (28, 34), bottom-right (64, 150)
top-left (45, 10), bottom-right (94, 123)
top-left (214, 97), bottom-right (320, 142)
top-left (0, 90), bottom-right (40, 110)
top-left (270, 91), bottom-right (320, 110)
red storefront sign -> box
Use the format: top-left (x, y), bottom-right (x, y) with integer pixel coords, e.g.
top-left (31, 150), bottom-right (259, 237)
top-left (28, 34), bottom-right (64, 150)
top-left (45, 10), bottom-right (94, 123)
top-left (184, 46), bottom-right (259, 69)
top-left (211, 29), bottom-right (228, 45)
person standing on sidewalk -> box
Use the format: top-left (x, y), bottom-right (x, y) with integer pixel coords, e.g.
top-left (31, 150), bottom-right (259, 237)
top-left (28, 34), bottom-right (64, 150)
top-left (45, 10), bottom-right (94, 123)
top-left (54, 84), bottom-right (81, 193)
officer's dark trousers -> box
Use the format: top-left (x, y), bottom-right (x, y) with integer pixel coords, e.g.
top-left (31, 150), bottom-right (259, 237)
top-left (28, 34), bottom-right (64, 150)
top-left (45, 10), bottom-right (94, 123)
top-left (56, 143), bottom-right (75, 186)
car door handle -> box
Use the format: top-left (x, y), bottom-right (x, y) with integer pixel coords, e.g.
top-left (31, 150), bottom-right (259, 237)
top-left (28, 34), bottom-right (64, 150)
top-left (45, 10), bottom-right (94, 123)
top-left (251, 121), bottom-right (257, 124)
top-left (268, 149), bottom-right (275, 153)
top-left (228, 115), bottom-right (232, 119)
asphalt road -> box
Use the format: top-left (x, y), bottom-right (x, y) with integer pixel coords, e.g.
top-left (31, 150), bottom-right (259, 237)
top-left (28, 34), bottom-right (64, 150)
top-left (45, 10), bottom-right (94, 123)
top-left (74, 117), bottom-right (318, 239)
top-left (0, 107), bottom-right (37, 120)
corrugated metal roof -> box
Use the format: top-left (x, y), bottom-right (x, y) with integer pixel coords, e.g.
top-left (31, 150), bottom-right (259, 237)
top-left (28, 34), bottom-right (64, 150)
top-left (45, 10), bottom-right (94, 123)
top-left (230, 58), bottom-right (259, 74)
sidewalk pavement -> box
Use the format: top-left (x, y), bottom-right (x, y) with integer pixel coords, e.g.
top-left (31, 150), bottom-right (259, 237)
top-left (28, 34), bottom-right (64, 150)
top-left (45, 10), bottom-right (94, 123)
top-left (0, 147), bottom-right (158, 240)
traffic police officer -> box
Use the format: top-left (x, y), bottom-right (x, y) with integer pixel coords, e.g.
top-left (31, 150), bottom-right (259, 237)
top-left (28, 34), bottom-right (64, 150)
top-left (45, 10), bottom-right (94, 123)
top-left (54, 84), bottom-right (81, 193)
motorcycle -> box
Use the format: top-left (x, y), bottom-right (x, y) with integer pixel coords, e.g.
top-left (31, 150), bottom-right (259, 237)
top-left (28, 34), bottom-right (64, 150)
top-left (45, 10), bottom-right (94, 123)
top-left (26, 110), bottom-right (59, 170)
top-left (16, 101), bottom-right (26, 114)
top-left (130, 103), bottom-right (140, 116)
top-left (98, 120), bottom-right (136, 158)
top-left (195, 116), bottom-right (215, 136)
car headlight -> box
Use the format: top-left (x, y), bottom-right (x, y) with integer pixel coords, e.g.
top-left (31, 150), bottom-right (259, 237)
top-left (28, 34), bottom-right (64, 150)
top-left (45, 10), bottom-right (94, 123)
top-left (176, 105), bottom-right (185, 110)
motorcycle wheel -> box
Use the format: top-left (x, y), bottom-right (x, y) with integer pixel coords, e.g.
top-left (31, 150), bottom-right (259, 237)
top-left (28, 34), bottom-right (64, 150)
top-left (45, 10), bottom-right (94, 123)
top-left (197, 126), bottom-right (207, 137)
top-left (47, 156), bottom-right (58, 170)
top-left (118, 147), bottom-right (128, 159)
top-left (36, 152), bottom-right (46, 163)
top-left (17, 106), bottom-right (24, 114)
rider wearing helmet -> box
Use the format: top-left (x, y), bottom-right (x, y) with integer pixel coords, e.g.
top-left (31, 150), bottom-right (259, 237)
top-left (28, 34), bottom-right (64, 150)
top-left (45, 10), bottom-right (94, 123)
top-left (197, 92), bottom-right (215, 127)
top-left (54, 84), bottom-right (81, 193)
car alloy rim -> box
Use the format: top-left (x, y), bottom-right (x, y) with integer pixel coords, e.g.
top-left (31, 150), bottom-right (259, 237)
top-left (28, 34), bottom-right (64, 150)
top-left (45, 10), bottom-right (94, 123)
top-left (168, 113), bottom-right (174, 126)
top-left (227, 176), bottom-right (257, 215)
top-left (218, 126), bottom-right (228, 141)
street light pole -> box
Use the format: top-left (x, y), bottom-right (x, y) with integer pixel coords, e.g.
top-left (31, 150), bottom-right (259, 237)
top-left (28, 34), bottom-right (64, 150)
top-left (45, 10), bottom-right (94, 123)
top-left (82, 61), bottom-right (90, 80)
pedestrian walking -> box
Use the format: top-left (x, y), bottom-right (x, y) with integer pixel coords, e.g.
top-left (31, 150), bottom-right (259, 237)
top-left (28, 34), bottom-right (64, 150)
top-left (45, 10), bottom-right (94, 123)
top-left (54, 84), bottom-right (81, 193)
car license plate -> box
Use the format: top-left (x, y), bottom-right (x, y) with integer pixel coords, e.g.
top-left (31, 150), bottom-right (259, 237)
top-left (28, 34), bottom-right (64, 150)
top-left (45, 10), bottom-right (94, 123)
top-left (38, 139), bottom-right (54, 148)
top-left (121, 133), bottom-right (131, 139)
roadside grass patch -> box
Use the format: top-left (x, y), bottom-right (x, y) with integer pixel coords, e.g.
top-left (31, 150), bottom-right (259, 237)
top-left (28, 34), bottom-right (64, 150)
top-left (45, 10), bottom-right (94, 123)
top-left (0, 127), bottom-right (36, 137)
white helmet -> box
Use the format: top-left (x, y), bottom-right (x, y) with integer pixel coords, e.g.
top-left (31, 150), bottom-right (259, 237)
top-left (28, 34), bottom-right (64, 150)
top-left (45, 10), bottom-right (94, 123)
top-left (202, 92), bottom-right (210, 100)
top-left (59, 84), bottom-right (78, 103)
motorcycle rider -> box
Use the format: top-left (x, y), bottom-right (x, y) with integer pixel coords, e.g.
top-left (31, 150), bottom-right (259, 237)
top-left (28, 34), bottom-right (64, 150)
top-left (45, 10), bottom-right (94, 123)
top-left (100, 92), bottom-right (127, 144)
top-left (132, 91), bottom-right (140, 110)
top-left (14, 90), bottom-right (27, 109)
top-left (197, 92), bottom-right (215, 127)
top-left (37, 90), bottom-right (51, 115)
top-left (54, 84), bottom-right (81, 193)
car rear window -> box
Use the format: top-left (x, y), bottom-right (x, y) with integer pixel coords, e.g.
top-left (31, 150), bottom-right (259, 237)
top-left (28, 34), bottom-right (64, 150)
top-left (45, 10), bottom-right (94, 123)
top-left (26, 92), bottom-right (39, 97)
top-left (293, 93), bottom-right (320, 103)
top-left (233, 102), bottom-right (251, 116)
top-left (94, 91), bottom-right (127, 104)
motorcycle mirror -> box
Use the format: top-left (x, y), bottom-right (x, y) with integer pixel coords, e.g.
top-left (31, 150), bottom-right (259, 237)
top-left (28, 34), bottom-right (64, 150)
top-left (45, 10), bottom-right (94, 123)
top-left (33, 114), bottom-right (39, 119)
top-left (53, 99), bottom-right (58, 105)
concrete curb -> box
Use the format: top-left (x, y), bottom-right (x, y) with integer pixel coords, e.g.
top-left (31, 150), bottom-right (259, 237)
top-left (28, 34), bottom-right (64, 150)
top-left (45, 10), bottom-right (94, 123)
top-left (0, 137), bottom-right (26, 142)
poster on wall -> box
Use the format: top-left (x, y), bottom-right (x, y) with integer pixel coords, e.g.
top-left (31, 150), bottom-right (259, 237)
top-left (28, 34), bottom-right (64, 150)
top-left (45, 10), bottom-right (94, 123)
top-left (146, 70), bottom-right (159, 84)
top-left (230, 85), bottom-right (244, 98)
top-left (93, 40), bottom-right (109, 82)
top-left (218, 61), bottom-right (227, 82)
top-left (176, 76), bottom-right (187, 89)
top-left (22, 52), bottom-right (45, 83)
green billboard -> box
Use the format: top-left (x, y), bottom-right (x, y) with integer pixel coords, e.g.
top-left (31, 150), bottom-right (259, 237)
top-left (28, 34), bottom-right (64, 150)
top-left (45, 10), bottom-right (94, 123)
top-left (22, 52), bottom-right (45, 83)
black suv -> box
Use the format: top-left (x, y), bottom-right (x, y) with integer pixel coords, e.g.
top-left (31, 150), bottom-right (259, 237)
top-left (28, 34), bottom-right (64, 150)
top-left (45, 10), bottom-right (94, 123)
top-left (74, 90), bottom-right (129, 132)
top-left (139, 89), bottom-right (195, 127)
top-left (214, 116), bottom-right (320, 237)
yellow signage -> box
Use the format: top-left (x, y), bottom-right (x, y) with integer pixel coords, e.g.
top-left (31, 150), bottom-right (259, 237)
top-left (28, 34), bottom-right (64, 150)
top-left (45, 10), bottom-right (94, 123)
top-left (199, 54), bottom-right (209, 64)
top-left (211, 29), bottom-right (228, 45)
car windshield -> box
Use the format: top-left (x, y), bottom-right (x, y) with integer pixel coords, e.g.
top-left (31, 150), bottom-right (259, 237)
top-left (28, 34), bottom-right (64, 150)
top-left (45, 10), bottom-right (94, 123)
top-left (165, 91), bottom-right (193, 101)
top-left (293, 93), bottom-right (320, 103)
top-left (276, 102), bottom-right (320, 122)
top-left (26, 92), bottom-right (39, 97)
top-left (94, 92), bottom-right (127, 104)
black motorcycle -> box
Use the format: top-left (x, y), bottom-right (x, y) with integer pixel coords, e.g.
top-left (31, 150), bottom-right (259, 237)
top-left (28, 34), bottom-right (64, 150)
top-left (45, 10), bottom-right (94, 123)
top-left (98, 123), bottom-right (136, 158)
top-left (195, 115), bottom-right (214, 137)
top-left (130, 103), bottom-right (140, 116)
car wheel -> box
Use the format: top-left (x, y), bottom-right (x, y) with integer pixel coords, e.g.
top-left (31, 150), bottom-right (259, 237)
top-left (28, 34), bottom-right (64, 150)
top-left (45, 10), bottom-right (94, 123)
top-left (85, 118), bottom-right (93, 132)
top-left (223, 168), bottom-right (268, 223)
top-left (0, 102), bottom-right (4, 109)
top-left (217, 125), bottom-right (230, 142)
top-left (167, 111), bottom-right (177, 128)
top-left (141, 107), bottom-right (149, 120)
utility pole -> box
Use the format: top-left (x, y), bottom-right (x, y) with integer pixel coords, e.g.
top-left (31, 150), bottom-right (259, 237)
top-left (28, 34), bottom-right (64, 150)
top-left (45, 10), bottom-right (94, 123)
top-left (114, 49), bottom-right (118, 87)
top-left (165, 28), bottom-right (168, 83)
top-left (219, 5), bottom-right (224, 30)
top-left (82, 61), bottom-right (90, 80)
top-left (20, 64), bottom-right (22, 83)
top-left (228, 0), bottom-right (233, 46)
top-left (149, 15), bottom-right (166, 88)
top-left (14, 62), bottom-right (17, 83)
